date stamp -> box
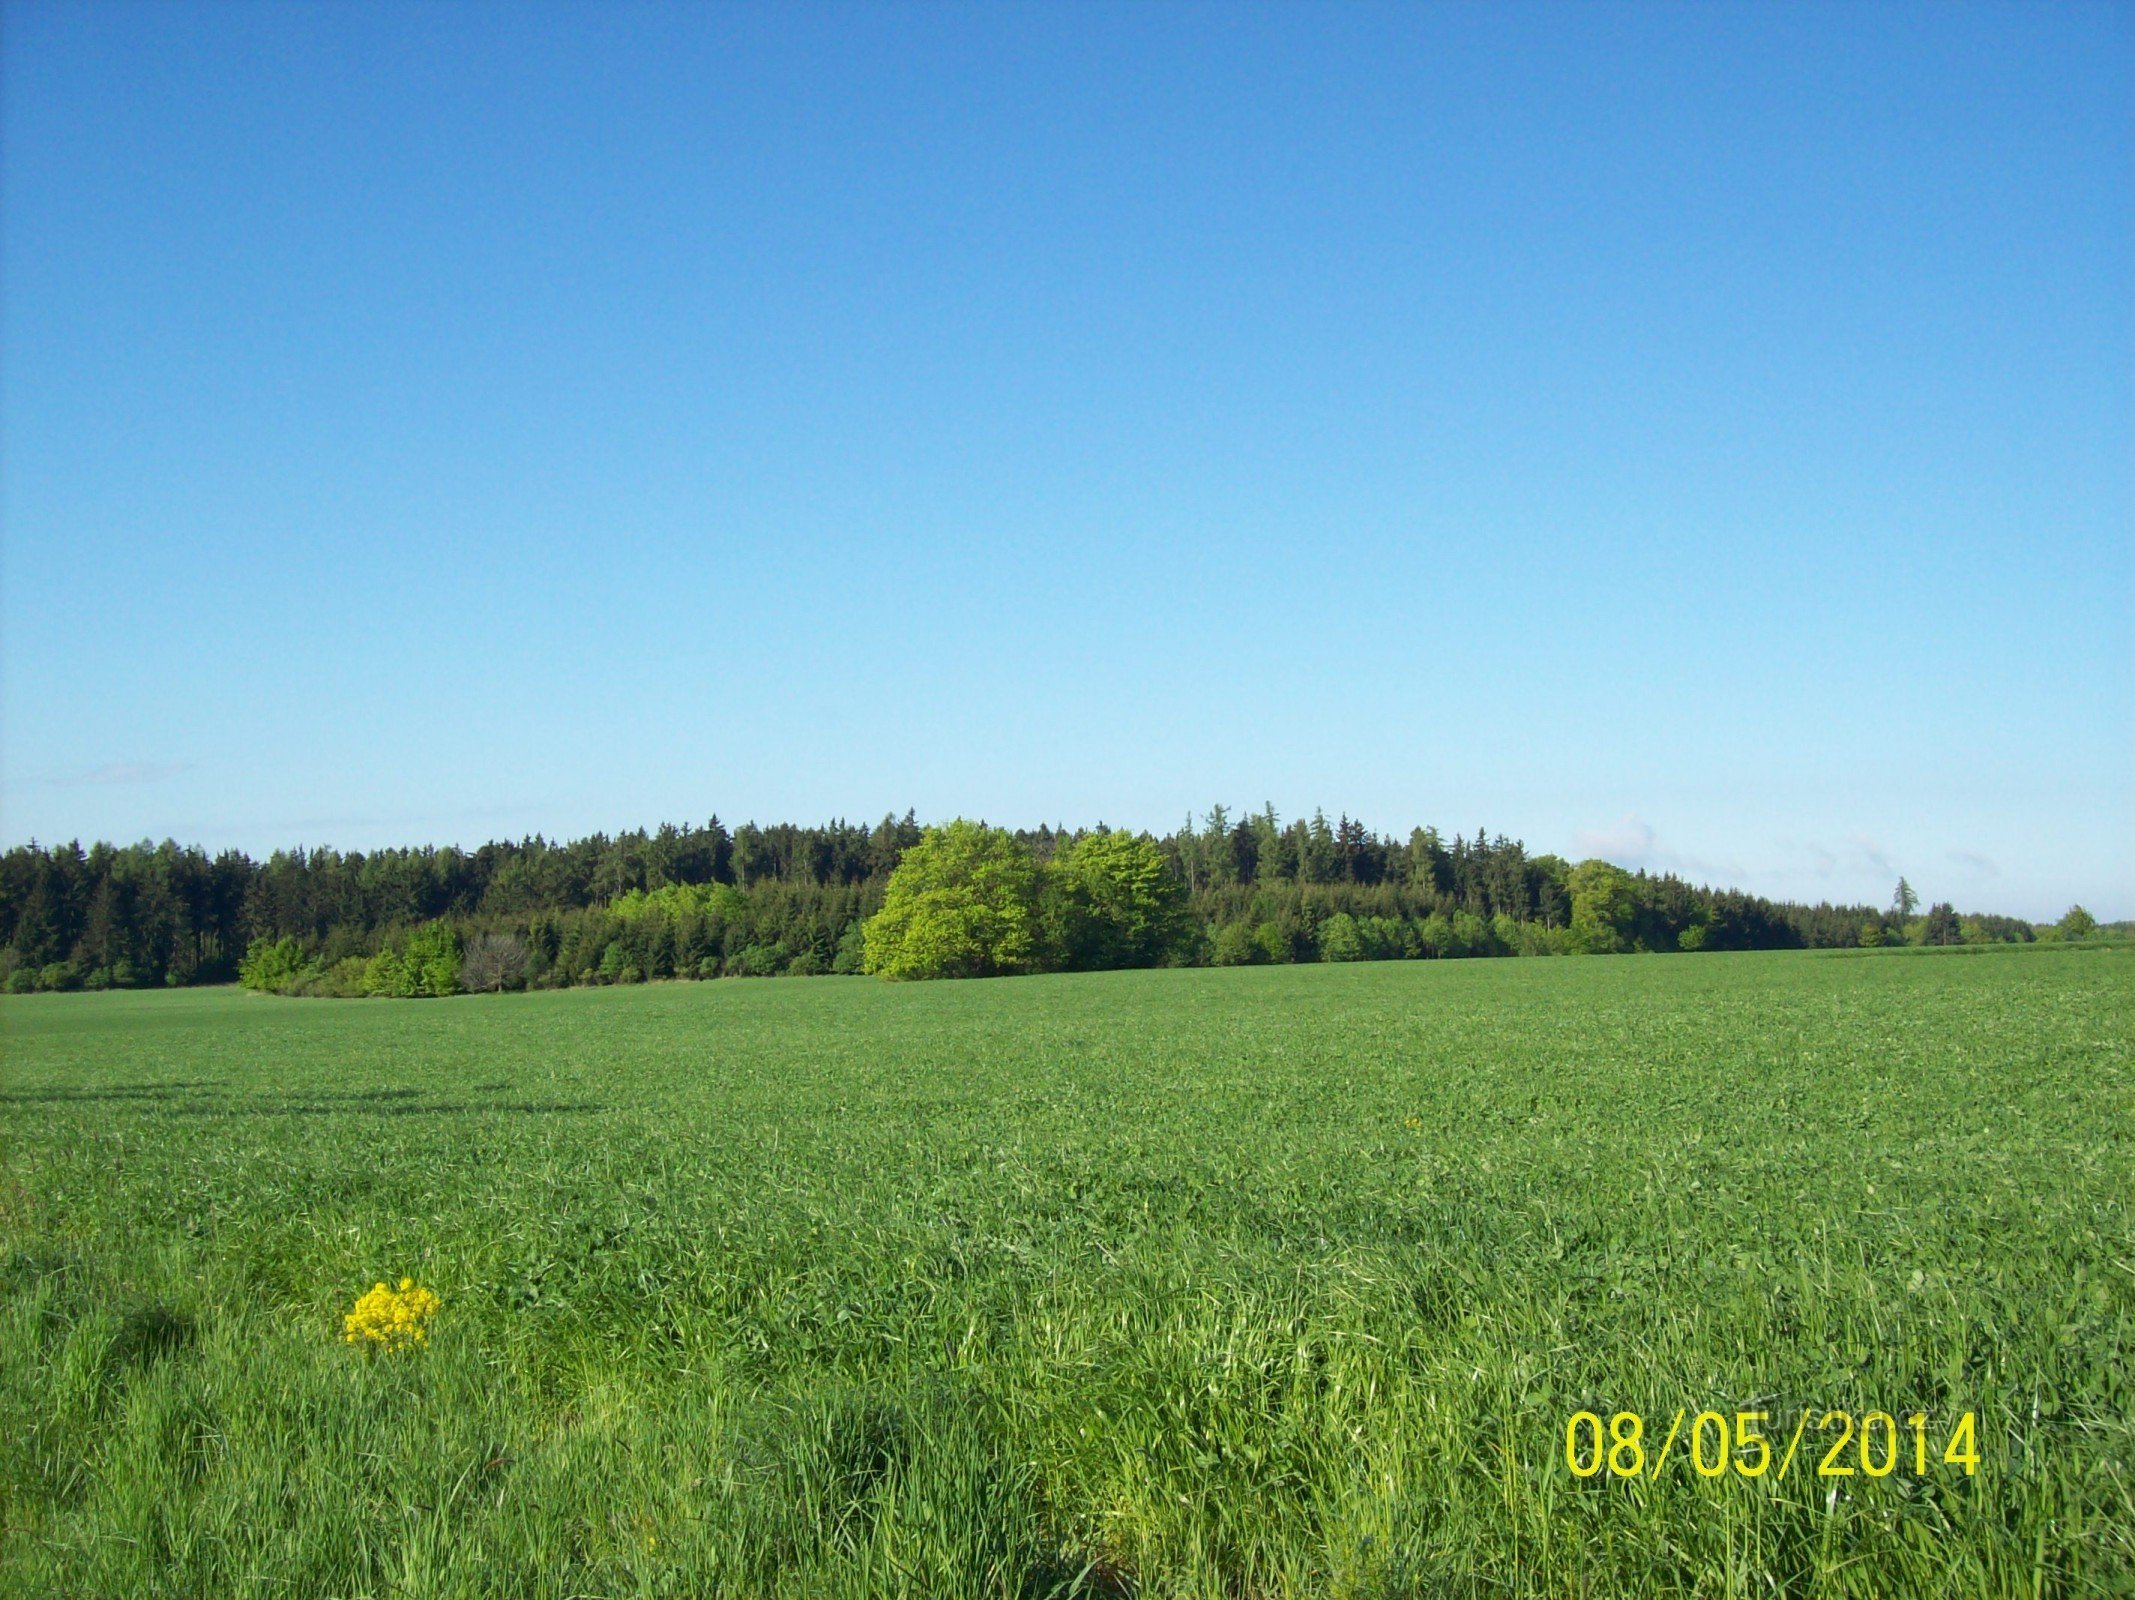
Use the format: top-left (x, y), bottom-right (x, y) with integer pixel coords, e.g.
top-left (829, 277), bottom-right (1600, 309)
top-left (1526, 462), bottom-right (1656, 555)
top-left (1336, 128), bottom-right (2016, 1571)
top-left (1563, 1408), bottom-right (1980, 1481)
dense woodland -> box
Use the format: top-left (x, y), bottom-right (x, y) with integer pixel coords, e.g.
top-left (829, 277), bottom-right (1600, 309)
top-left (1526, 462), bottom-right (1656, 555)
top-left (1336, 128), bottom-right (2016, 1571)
top-left (0, 808), bottom-right (2076, 994)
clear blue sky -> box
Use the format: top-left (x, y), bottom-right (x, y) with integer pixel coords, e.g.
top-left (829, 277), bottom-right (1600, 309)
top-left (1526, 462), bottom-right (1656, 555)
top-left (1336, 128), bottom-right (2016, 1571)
top-left (3, 1), bottom-right (2128, 920)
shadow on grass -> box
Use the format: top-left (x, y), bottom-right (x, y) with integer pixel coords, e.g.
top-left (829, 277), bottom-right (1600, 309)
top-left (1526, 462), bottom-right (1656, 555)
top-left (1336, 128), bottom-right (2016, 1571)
top-left (103, 1304), bottom-right (196, 1375)
top-left (0, 1081), bottom-right (225, 1105)
top-left (166, 1099), bottom-right (606, 1118)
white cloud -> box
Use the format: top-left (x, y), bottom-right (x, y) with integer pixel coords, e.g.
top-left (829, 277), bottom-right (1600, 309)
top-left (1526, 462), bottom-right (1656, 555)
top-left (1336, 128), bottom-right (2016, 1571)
top-left (1572, 813), bottom-right (1657, 868)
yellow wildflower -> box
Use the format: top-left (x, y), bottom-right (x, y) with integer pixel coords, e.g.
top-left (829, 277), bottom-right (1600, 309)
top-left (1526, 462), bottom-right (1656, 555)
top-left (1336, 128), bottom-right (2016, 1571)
top-left (343, 1276), bottom-right (441, 1351)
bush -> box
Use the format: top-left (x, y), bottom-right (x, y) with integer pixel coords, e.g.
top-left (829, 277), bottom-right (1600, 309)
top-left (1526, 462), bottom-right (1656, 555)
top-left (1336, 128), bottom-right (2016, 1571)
top-left (460, 932), bottom-right (529, 994)
top-left (1211, 921), bottom-right (1262, 967)
top-left (1453, 911), bottom-right (1494, 957)
top-left (1318, 913), bottom-right (1365, 962)
top-left (831, 923), bottom-right (867, 975)
top-left (239, 937), bottom-right (314, 993)
top-left (733, 944), bottom-right (784, 977)
top-left (363, 922), bottom-right (461, 997)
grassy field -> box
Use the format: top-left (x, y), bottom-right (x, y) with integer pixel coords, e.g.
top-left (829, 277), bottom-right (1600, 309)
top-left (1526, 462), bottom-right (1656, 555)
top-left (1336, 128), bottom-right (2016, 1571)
top-left (2, 947), bottom-right (2129, 1598)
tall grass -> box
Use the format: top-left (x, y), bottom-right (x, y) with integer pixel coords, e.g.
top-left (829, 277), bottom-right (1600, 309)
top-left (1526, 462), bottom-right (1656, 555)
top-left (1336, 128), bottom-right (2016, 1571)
top-left (2, 946), bottom-right (2129, 1596)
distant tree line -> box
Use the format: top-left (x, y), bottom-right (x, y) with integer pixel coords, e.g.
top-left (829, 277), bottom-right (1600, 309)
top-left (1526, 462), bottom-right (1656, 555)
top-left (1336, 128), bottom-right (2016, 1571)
top-left (0, 809), bottom-right (2084, 995)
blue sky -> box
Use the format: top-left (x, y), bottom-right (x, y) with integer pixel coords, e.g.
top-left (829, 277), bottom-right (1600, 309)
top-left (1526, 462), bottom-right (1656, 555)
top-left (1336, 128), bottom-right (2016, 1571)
top-left (3, 1), bottom-right (2128, 919)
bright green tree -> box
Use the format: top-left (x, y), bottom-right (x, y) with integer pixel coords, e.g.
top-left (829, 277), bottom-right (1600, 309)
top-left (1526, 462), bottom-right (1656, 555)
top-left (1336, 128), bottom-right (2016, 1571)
top-left (238, 936), bottom-right (312, 993)
top-left (1567, 859), bottom-right (1636, 953)
top-left (2057, 904), bottom-right (2096, 940)
top-left (862, 821), bottom-right (1046, 979)
top-left (1318, 912), bottom-right (1365, 962)
top-left (1050, 829), bottom-right (1191, 970)
top-left (363, 921), bottom-right (461, 997)
top-left (1210, 921), bottom-right (1262, 966)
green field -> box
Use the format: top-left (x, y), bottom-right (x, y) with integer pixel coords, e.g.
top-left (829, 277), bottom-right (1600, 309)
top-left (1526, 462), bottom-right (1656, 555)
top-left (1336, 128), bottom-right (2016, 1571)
top-left (3, 947), bottom-right (2130, 1597)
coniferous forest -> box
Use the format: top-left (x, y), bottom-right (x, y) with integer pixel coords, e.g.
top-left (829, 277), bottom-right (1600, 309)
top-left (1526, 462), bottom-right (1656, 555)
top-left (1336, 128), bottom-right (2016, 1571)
top-left (0, 808), bottom-right (2065, 996)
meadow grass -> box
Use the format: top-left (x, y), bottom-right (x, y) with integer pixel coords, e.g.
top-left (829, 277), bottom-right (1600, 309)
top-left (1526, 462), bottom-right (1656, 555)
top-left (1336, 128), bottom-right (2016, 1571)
top-left (2, 946), bottom-right (2129, 1597)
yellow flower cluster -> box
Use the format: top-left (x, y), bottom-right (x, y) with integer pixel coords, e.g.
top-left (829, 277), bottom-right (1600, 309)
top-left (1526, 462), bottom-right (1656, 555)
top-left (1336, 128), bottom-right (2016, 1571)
top-left (343, 1277), bottom-right (440, 1351)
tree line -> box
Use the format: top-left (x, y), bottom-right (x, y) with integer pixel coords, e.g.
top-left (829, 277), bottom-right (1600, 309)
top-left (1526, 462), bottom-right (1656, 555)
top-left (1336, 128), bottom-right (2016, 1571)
top-left (0, 809), bottom-right (2081, 995)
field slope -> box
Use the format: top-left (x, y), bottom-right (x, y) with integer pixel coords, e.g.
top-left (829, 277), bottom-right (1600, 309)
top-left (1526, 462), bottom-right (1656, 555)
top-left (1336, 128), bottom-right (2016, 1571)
top-left (3, 947), bottom-right (2130, 1597)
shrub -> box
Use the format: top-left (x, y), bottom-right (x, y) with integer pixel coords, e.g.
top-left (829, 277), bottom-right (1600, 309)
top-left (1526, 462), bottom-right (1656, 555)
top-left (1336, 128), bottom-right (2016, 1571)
top-left (1211, 921), bottom-right (1262, 967)
top-left (831, 924), bottom-right (867, 975)
top-left (734, 944), bottom-right (784, 977)
top-left (1419, 912), bottom-right (1456, 958)
top-left (1453, 911), bottom-right (1494, 957)
top-left (1318, 913), bottom-right (1365, 962)
top-left (239, 937), bottom-right (313, 993)
top-left (460, 932), bottom-right (529, 994)
top-left (363, 922), bottom-right (461, 997)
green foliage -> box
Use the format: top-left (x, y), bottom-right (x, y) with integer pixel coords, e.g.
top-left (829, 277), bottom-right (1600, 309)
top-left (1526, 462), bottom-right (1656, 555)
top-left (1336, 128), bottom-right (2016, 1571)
top-left (1253, 920), bottom-right (1293, 964)
top-left (1210, 920), bottom-right (1263, 966)
top-left (1567, 859), bottom-right (1636, 954)
top-left (831, 922), bottom-right (868, 975)
top-left (238, 936), bottom-right (313, 993)
top-left (360, 922), bottom-right (461, 998)
top-left (1317, 912), bottom-right (1364, 962)
top-left (1675, 921), bottom-right (1708, 952)
top-left (1048, 829), bottom-right (1191, 970)
top-left (2059, 904), bottom-right (2097, 940)
top-left (610, 881), bottom-right (749, 924)
top-left (4, 810), bottom-right (2057, 992)
top-left (861, 821), bottom-right (1045, 980)
top-left (1, 951), bottom-right (2128, 1596)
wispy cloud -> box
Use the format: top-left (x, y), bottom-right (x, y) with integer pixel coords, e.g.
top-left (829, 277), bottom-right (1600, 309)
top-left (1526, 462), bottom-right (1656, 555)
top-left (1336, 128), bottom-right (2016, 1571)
top-left (1573, 813), bottom-right (1658, 868)
top-left (1568, 814), bottom-right (1743, 883)
top-left (48, 762), bottom-right (190, 787)
top-left (1846, 834), bottom-right (1895, 879)
top-left (1947, 849), bottom-right (2000, 879)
